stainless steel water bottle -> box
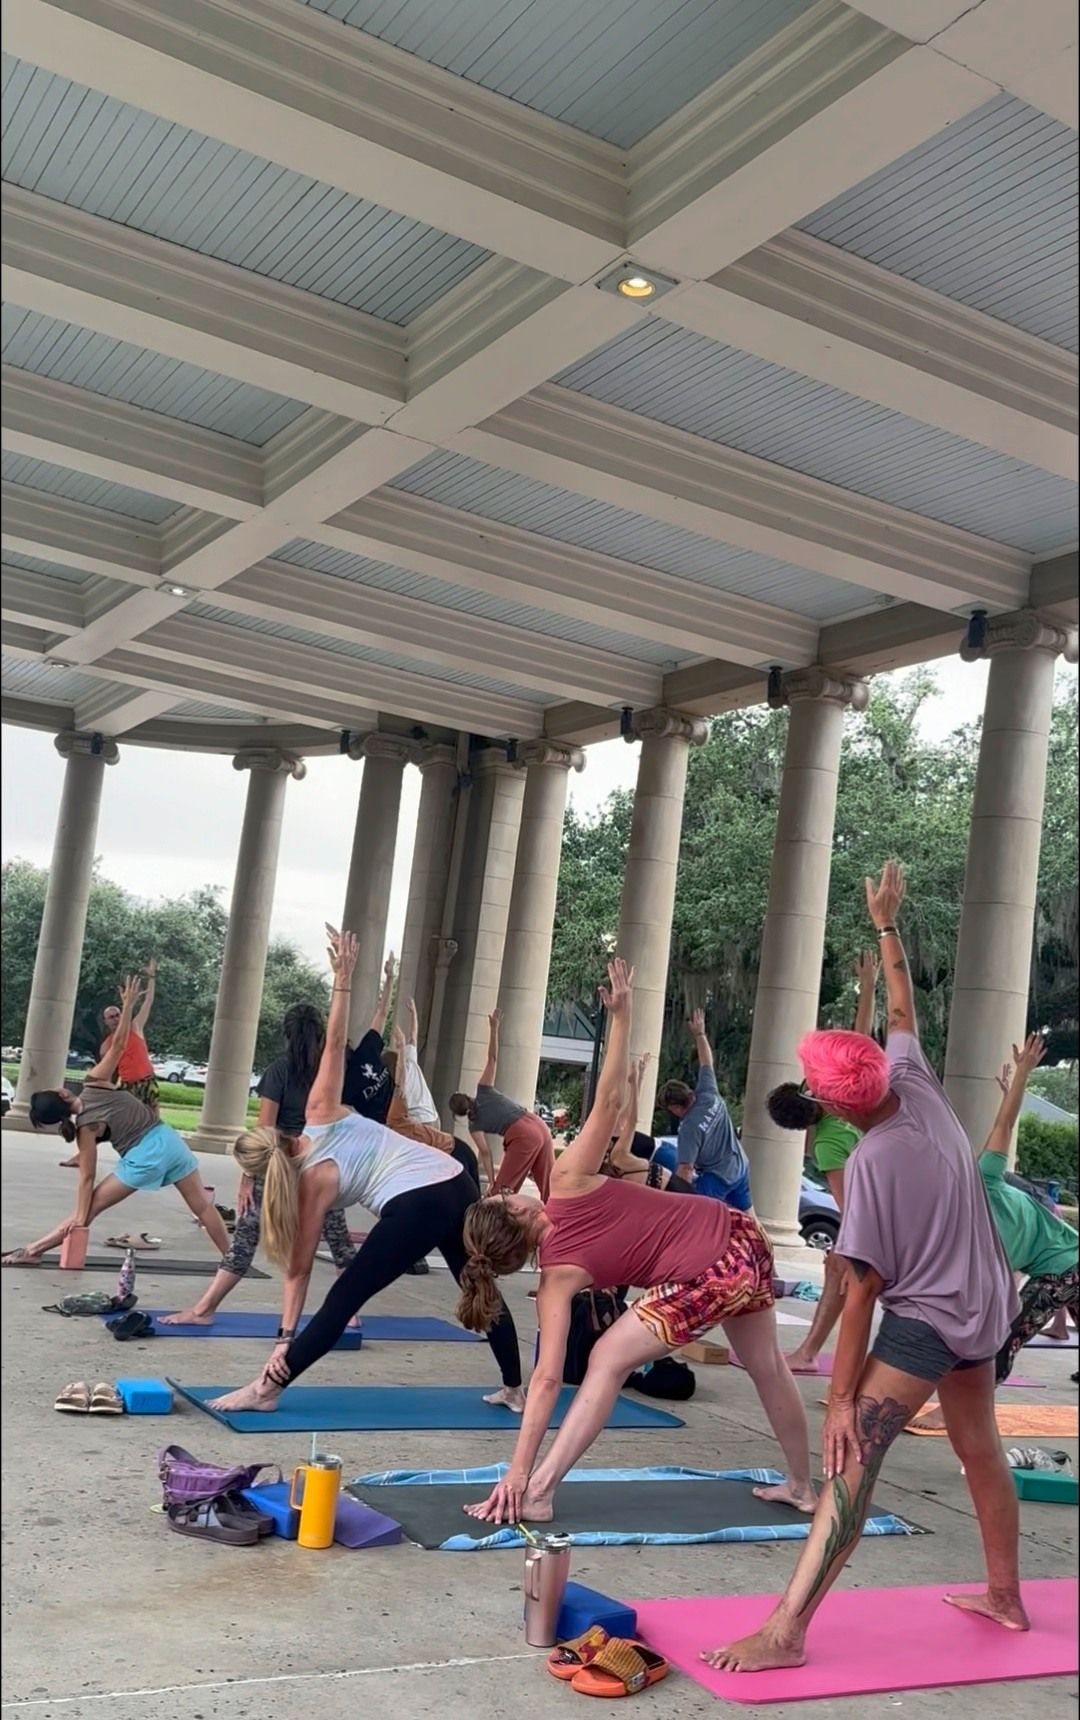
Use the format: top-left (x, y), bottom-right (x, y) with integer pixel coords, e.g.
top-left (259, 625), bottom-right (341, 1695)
top-left (523, 1532), bottom-right (572, 1646)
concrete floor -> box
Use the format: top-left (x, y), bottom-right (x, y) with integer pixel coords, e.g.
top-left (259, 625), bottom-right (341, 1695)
top-left (2, 1131), bottom-right (1076, 1720)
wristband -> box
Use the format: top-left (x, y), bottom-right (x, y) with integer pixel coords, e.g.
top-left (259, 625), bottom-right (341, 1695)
top-left (875, 925), bottom-right (899, 938)
top-left (276, 1327), bottom-right (295, 1341)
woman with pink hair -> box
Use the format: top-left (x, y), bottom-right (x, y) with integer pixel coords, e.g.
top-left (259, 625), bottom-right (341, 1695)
top-left (705, 862), bottom-right (1025, 1677)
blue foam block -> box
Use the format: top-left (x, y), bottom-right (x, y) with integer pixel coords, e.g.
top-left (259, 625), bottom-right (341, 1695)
top-left (170, 1381), bottom-right (685, 1434)
top-left (115, 1376), bottom-right (173, 1414)
top-left (242, 1482), bottom-right (300, 1539)
top-left (556, 1582), bottom-right (637, 1644)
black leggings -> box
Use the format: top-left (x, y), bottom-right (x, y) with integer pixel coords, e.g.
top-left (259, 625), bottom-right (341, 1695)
top-left (282, 1154), bottom-right (521, 1387)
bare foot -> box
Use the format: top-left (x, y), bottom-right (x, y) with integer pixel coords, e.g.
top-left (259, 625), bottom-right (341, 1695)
top-left (943, 1590), bottom-right (1030, 1631)
top-left (908, 1404), bottom-right (946, 1432)
top-left (483, 1385), bottom-right (526, 1412)
top-left (2, 1248), bottom-right (42, 1267)
top-left (208, 1379), bottom-right (281, 1413)
top-left (348, 1314), bottom-right (362, 1330)
top-left (159, 1309), bottom-right (214, 1326)
top-left (783, 1348), bottom-right (821, 1375)
top-left (519, 1483), bottom-right (555, 1522)
top-left (701, 1626), bottom-right (806, 1672)
top-left (753, 1479), bottom-right (816, 1513)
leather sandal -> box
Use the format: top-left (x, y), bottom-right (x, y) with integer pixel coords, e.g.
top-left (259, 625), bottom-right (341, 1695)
top-left (54, 1381), bottom-right (91, 1414)
top-left (219, 1492), bottom-right (274, 1537)
top-left (89, 1382), bottom-right (124, 1415)
top-left (166, 1497), bottom-right (260, 1546)
top-left (570, 1640), bottom-right (670, 1698)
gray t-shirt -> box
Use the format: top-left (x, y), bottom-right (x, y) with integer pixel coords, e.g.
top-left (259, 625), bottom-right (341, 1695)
top-left (77, 1084), bottom-right (155, 1156)
top-left (472, 1085), bottom-right (527, 1136)
top-left (837, 1033), bottom-right (1016, 1361)
top-left (676, 1067), bottom-right (748, 1188)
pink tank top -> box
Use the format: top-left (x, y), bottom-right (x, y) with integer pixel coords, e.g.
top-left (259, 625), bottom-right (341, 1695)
top-left (538, 1177), bottom-right (732, 1290)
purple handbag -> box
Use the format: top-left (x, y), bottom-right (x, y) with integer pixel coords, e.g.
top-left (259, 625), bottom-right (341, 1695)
top-left (158, 1443), bottom-right (279, 1508)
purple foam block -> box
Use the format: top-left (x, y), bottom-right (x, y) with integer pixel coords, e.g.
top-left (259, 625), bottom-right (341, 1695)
top-left (335, 1494), bottom-right (402, 1549)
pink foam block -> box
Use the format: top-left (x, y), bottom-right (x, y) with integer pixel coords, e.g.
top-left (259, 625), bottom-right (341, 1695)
top-left (731, 1352), bottom-right (1043, 1387)
top-left (631, 1579), bottom-right (1078, 1705)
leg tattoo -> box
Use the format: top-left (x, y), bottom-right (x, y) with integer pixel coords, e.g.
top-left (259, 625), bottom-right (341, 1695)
top-left (798, 1393), bottom-right (913, 1618)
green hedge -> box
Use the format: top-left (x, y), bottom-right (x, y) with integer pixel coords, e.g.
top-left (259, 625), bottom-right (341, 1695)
top-left (1016, 1114), bottom-right (1079, 1189)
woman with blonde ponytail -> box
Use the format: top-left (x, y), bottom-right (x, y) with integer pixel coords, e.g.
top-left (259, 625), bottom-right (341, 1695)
top-left (457, 958), bottom-right (813, 1529)
top-left (210, 925), bottom-right (524, 1415)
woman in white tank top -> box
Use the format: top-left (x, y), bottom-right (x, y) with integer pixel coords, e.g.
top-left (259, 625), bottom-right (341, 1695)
top-left (209, 927), bottom-right (523, 1415)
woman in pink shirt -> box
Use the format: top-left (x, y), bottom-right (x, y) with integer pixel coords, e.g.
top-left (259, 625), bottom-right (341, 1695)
top-left (457, 958), bottom-right (812, 1527)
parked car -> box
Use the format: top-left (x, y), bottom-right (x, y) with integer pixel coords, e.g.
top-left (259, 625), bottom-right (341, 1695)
top-left (1, 1075), bottom-right (13, 1115)
top-left (66, 1049), bottom-right (94, 1069)
top-left (152, 1056), bottom-right (190, 1083)
top-left (652, 1138), bottom-right (841, 1251)
top-left (182, 1063), bottom-right (210, 1087)
top-left (2, 1046), bottom-right (21, 1062)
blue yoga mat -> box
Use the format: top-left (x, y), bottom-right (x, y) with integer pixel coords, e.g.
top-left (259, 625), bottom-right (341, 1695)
top-left (100, 1310), bottom-right (478, 1345)
top-left (171, 1381), bottom-right (685, 1434)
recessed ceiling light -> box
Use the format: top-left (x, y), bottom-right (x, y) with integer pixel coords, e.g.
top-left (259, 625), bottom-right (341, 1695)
top-left (617, 274), bottom-right (656, 299)
top-left (158, 581), bottom-right (192, 598)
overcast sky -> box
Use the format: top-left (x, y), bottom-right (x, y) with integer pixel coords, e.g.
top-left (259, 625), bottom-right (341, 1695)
top-left (1, 656), bottom-right (995, 970)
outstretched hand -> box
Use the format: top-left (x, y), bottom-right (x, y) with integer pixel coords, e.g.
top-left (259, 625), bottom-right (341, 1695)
top-left (324, 924), bottom-right (359, 981)
top-left (384, 951), bottom-right (396, 981)
top-left (463, 1469), bottom-right (528, 1524)
top-left (391, 1023), bottom-right (406, 1054)
top-left (1013, 1032), bottom-right (1048, 1074)
top-left (866, 860), bottom-right (906, 930)
top-left (689, 1007), bottom-right (706, 1038)
top-left (488, 1007), bottom-right (503, 1030)
top-left (854, 949), bottom-right (879, 987)
top-left (117, 974), bottom-right (145, 1013)
top-left (995, 1062), bottom-right (1013, 1096)
top-left (598, 957), bottom-right (633, 1015)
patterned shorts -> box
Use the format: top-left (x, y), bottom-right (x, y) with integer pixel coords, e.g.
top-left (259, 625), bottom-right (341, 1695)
top-left (632, 1210), bottom-right (775, 1349)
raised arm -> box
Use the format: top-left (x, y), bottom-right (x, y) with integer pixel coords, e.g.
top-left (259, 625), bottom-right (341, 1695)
top-left (405, 995), bottom-right (419, 1048)
top-left (984, 1035), bottom-right (1047, 1158)
top-left (689, 1007), bottom-right (714, 1070)
top-left (865, 862), bottom-right (917, 1039)
top-left (135, 956), bottom-right (157, 1030)
top-left (852, 949), bottom-right (879, 1038)
top-left (479, 1008), bottom-right (501, 1087)
top-left (307, 926), bottom-right (359, 1122)
top-left (552, 959), bottom-right (633, 1184)
top-left (607, 1053), bottom-right (650, 1175)
top-left (86, 976), bottom-right (143, 1084)
top-left (370, 952), bottom-right (395, 1035)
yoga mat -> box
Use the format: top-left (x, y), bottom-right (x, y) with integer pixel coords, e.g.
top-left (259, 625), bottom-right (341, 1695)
top-left (347, 1465), bottom-right (921, 1551)
top-left (28, 1255), bottom-right (269, 1279)
top-left (906, 1403), bottom-right (1077, 1438)
top-left (733, 1353), bottom-right (1043, 1387)
top-left (1026, 1331), bottom-right (1078, 1350)
top-left (631, 1578), bottom-right (1079, 1704)
top-left (105, 1310), bottom-right (477, 1344)
top-left (171, 1382), bottom-right (685, 1434)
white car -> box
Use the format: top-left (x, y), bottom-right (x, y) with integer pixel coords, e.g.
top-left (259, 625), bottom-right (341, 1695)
top-left (152, 1056), bottom-right (190, 1082)
top-left (1, 1075), bottom-right (13, 1115)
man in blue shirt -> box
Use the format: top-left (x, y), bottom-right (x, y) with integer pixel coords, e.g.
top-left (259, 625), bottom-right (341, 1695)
top-left (657, 1009), bottom-right (753, 1211)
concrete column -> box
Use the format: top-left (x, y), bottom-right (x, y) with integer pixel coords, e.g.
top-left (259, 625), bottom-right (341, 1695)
top-left (12, 731), bottom-right (119, 1116)
top-left (945, 610), bottom-right (1078, 1154)
top-left (741, 669), bottom-right (869, 1249)
top-left (396, 742), bottom-right (459, 1050)
top-left (189, 748), bottom-right (305, 1153)
top-left (497, 740), bottom-right (585, 1105)
top-left (617, 709), bottom-right (707, 1125)
top-left (428, 746), bottom-right (526, 1113)
top-left (340, 733), bottom-right (415, 1044)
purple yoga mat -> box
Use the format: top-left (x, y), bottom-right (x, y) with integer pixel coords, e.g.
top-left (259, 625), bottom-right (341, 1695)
top-left (730, 1352), bottom-right (1044, 1388)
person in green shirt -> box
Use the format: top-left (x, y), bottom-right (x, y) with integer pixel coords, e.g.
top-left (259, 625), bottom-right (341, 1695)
top-left (765, 951), bottom-right (877, 1373)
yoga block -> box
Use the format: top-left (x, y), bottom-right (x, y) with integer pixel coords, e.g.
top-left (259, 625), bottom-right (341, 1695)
top-left (334, 1494), bottom-right (402, 1549)
top-left (59, 1226), bottom-right (89, 1269)
top-left (679, 1340), bottom-right (729, 1365)
top-left (1012, 1468), bottom-right (1078, 1504)
top-left (243, 1482), bottom-right (299, 1539)
top-left (556, 1582), bottom-right (637, 1644)
top-left (115, 1377), bottom-right (173, 1414)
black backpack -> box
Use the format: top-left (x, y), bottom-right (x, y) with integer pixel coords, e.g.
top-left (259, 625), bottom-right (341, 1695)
top-left (626, 1356), bottom-right (697, 1402)
top-left (562, 1289), bottom-right (627, 1385)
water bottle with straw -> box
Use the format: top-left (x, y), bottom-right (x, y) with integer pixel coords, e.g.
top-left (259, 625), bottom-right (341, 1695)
top-left (289, 1432), bottom-right (342, 1548)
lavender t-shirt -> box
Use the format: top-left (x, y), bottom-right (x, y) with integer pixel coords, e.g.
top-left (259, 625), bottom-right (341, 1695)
top-left (837, 1033), bottom-right (1015, 1361)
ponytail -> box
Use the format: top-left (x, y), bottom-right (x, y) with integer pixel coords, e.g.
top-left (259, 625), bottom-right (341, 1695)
top-left (232, 1125), bottom-right (299, 1268)
top-left (456, 1200), bottom-right (531, 1332)
top-left (282, 1003), bottom-right (325, 1094)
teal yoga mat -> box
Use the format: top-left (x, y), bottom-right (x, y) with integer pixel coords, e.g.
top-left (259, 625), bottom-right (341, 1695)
top-left (171, 1381), bottom-right (685, 1434)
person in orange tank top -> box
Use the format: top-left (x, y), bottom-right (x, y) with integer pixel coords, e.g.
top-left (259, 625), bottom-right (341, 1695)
top-left (100, 956), bottom-right (159, 1109)
top-left (456, 959), bottom-right (813, 1528)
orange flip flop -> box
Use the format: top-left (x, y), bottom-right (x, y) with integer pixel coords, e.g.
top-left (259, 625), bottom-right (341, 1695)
top-left (571, 1639), bottom-right (670, 1698)
top-left (547, 1625), bottom-right (609, 1681)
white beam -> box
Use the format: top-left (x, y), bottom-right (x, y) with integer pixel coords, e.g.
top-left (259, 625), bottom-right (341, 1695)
top-left (73, 683), bottom-right (182, 735)
top-left (626, 4), bottom-right (996, 280)
top-left (461, 387), bottom-right (1030, 613)
top-left (4, 0), bottom-right (624, 280)
top-left (321, 491), bottom-right (820, 669)
top-left (1, 483), bottom-right (160, 581)
top-left (671, 234), bottom-right (1077, 480)
top-left (220, 559), bottom-right (662, 708)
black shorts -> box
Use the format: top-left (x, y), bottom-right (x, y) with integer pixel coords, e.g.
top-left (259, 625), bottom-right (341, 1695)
top-left (872, 1310), bottom-right (994, 1384)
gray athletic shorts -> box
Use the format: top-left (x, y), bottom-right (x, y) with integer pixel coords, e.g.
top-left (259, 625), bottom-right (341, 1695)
top-left (871, 1310), bottom-right (993, 1384)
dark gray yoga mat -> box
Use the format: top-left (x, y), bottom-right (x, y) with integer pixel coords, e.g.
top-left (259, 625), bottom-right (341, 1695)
top-left (348, 1475), bottom-right (920, 1550)
top-left (36, 1255), bottom-right (270, 1279)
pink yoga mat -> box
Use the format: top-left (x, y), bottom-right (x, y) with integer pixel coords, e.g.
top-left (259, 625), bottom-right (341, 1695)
top-left (631, 1579), bottom-right (1078, 1705)
top-left (730, 1353), bottom-right (1043, 1387)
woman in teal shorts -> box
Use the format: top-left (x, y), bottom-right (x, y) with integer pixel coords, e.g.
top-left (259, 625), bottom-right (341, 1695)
top-left (2, 977), bottom-right (231, 1265)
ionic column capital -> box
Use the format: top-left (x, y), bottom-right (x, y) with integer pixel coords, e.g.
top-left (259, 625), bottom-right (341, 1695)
top-left (770, 667), bottom-right (870, 711)
top-left (470, 745), bottom-right (524, 779)
top-left (518, 739), bottom-right (585, 772)
top-left (54, 729), bottom-right (120, 765)
top-left (233, 747), bottom-right (306, 779)
top-left (629, 707), bottom-right (708, 744)
top-left (346, 731), bottom-right (420, 766)
top-left (960, 608), bottom-right (1079, 664)
top-left (417, 741), bottom-right (458, 774)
